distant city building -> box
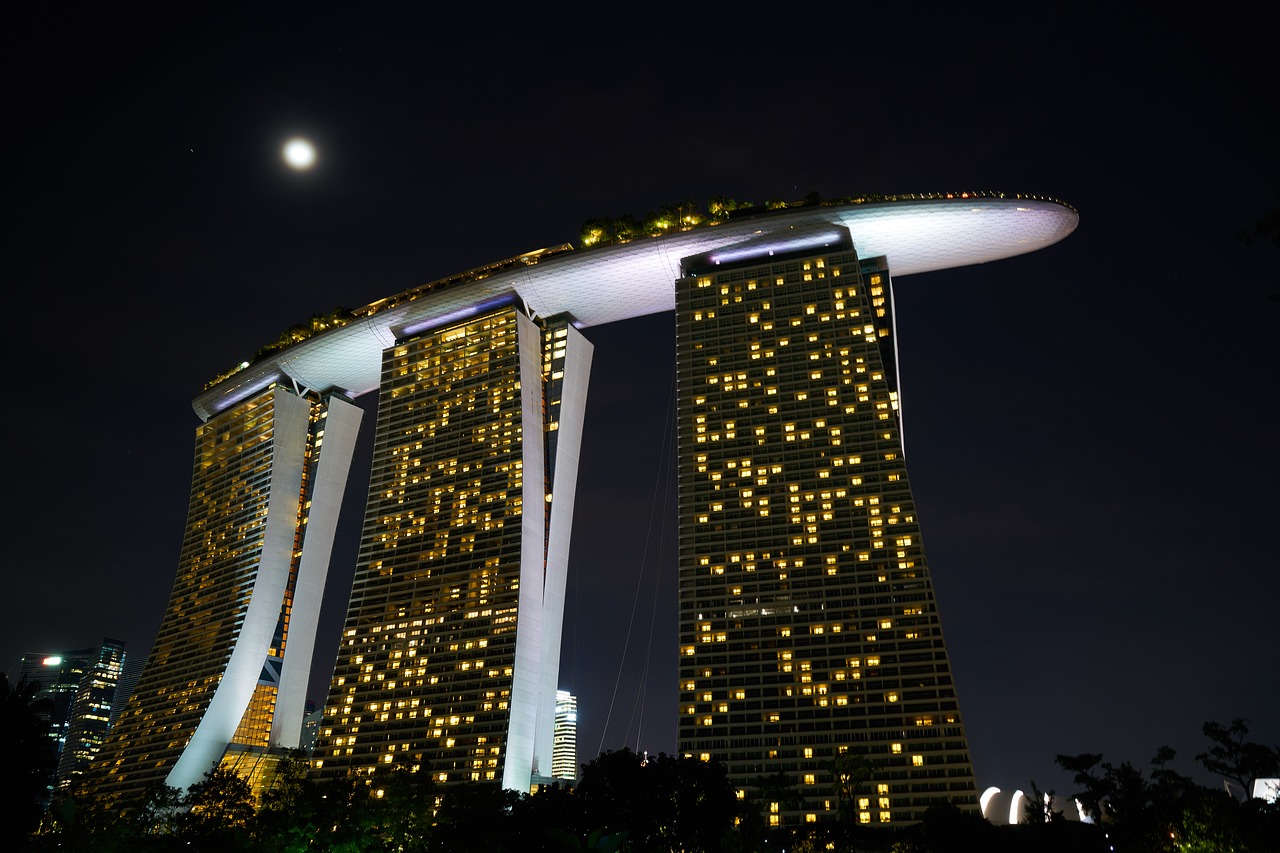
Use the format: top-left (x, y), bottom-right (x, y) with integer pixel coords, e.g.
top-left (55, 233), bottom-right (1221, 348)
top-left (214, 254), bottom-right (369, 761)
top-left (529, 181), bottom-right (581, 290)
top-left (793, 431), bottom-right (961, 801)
top-left (552, 690), bottom-right (578, 781)
top-left (88, 194), bottom-right (1076, 808)
top-left (108, 654), bottom-right (146, 729)
top-left (300, 705), bottom-right (324, 755)
top-left (17, 651), bottom-right (87, 756)
top-left (54, 640), bottom-right (127, 790)
top-left (16, 638), bottom-right (126, 796)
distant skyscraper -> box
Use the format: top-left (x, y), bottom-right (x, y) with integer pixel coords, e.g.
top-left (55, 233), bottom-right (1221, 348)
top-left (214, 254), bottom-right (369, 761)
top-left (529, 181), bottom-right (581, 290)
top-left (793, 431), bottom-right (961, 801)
top-left (552, 690), bottom-right (578, 781)
top-left (17, 638), bottom-right (125, 797)
top-left (300, 705), bottom-right (324, 755)
top-left (55, 640), bottom-right (126, 790)
top-left (92, 388), bottom-right (363, 806)
top-left (674, 236), bottom-right (976, 824)
top-left (17, 650), bottom-right (89, 754)
top-left (314, 305), bottom-right (591, 791)
top-left (108, 654), bottom-right (146, 729)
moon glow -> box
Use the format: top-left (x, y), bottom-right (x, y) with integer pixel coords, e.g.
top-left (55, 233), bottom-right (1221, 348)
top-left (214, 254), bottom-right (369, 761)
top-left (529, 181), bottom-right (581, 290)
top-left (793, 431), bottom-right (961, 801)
top-left (283, 138), bottom-right (317, 170)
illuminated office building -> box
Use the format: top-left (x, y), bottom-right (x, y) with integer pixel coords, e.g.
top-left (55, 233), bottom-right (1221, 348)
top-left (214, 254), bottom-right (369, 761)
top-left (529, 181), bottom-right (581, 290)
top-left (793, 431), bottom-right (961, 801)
top-left (97, 194), bottom-right (1076, 807)
top-left (16, 638), bottom-right (125, 797)
top-left (54, 639), bottom-right (127, 789)
top-left (93, 387), bottom-right (363, 805)
top-left (313, 304), bottom-right (591, 791)
top-left (300, 705), bottom-right (324, 754)
top-left (675, 232), bottom-right (977, 823)
top-left (17, 649), bottom-right (95, 759)
top-left (109, 654), bottom-right (146, 728)
top-left (552, 690), bottom-right (578, 781)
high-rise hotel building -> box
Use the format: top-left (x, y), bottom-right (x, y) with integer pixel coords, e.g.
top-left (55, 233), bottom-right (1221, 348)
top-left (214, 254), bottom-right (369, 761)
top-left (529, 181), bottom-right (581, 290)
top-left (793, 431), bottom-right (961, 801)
top-left (93, 388), bottom-right (363, 804)
top-left (676, 233), bottom-right (972, 823)
top-left (90, 194), bottom-right (1076, 814)
top-left (313, 304), bottom-right (591, 791)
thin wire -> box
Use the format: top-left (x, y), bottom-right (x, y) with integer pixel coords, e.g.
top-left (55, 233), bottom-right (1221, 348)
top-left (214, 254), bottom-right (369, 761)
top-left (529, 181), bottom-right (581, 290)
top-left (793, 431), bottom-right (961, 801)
top-left (597, 363), bottom-right (677, 756)
top-left (628, 514), bottom-right (665, 751)
top-left (630, 379), bottom-right (676, 751)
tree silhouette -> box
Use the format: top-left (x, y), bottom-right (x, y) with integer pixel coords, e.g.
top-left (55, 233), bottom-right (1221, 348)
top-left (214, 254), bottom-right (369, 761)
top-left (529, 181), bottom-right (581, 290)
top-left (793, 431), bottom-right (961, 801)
top-left (573, 748), bottom-right (737, 853)
top-left (826, 753), bottom-right (873, 824)
top-left (431, 782), bottom-right (518, 853)
top-left (0, 672), bottom-right (59, 844)
top-left (1023, 779), bottom-right (1059, 824)
top-left (1053, 752), bottom-right (1108, 822)
top-left (253, 750), bottom-right (325, 852)
top-left (179, 766), bottom-right (255, 850)
top-left (1196, 718), bottom-right (1280, 800)
top-left (1237, 194), bottom-right (1280, 249)
top-left (133, 780), bottom-right (184, 843)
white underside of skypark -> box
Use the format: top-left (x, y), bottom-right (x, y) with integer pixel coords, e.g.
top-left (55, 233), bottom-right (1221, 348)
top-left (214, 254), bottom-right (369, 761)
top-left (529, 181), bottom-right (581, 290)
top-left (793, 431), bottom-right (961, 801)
top-left (193, 195), bottom-right (1078, 421)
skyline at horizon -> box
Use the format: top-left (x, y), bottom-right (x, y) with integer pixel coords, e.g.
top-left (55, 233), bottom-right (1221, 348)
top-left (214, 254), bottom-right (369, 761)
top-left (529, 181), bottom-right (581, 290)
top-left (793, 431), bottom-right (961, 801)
top-left (4, 4), bottom-right (1275, 803)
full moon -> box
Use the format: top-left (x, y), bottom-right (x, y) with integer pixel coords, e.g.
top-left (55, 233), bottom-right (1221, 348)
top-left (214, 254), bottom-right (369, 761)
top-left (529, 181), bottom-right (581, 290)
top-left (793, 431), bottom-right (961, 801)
top-left (282, 138), bottom-right (316, 170)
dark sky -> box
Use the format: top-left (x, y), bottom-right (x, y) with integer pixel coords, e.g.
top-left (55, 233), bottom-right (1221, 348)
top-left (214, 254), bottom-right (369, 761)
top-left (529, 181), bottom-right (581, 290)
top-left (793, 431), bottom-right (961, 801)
top-left (4, 4), bottom-right (1276, 799)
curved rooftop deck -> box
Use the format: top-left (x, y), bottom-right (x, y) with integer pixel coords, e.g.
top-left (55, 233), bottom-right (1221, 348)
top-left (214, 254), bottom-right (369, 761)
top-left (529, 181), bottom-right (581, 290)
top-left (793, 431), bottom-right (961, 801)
top-left (193, 193), bottom-right (1078, 420)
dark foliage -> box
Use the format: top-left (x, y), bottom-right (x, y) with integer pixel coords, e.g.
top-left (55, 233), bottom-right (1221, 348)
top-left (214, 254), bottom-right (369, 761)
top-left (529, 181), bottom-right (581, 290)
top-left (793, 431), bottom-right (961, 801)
top-left (1196, 718), bottom-right (1280, 800)
top-left (0, 673), bottom-right (59, 844)
top-left (14, 720), bottom-right (1280, 852)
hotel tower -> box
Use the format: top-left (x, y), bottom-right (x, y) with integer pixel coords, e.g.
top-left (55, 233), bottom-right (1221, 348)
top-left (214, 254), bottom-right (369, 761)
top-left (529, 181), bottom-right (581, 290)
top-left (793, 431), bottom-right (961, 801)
top-left (93, 388), bottom-right (364, 804)
top-left (676, 234), bottom-right (972, 823)
top-left (89, 194), bottom-right (1077, 818)
top-left (312, 304), bottom-right (591, 790)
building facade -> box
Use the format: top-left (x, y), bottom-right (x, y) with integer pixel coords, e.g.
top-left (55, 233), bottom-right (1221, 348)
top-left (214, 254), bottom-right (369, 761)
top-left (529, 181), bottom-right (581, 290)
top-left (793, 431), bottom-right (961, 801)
top-left (313, 305), bottom-right (592, 792)
top-left (92, 195), bottom-right (1076, 811)
top-left (675, 234), bottom-right (975, 824)
top-left (552, 690), bottom-right (578, 781)
top-left (16, 638), bottom-right (126, 797)
top-left (53, 640), bottom-right (127, 790)
top-left (92, 388), bottom-right (363, 806)
top-left (108, 654), bottom-right (146, 729)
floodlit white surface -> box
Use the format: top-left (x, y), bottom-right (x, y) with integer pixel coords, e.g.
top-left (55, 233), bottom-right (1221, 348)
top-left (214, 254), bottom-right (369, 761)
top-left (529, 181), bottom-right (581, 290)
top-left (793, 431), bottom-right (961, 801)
top-left (532, 325), bottom-right (592, 779)
top-left (193, 195), bottom-right (1077, 420)
top-left (504, 313), bottom-right (553, 790)
top-left (1010, 790), bottom-right (1027, 826)
top-left (980, 786), bottom-right (1001, 817)
top-left (166, 389), bottom-right (310, 790)
top-left (270, 395), bottom-right (364, 748)
top-left (981, 786), bottom-right (1091, 825)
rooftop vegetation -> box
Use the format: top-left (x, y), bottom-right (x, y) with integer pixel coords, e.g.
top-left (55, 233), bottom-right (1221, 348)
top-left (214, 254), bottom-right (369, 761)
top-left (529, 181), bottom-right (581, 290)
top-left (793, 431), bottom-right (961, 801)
top-left (203, 307), bottom-right (358, 391)
top-left (203, 190), bottom-right (1071, 391)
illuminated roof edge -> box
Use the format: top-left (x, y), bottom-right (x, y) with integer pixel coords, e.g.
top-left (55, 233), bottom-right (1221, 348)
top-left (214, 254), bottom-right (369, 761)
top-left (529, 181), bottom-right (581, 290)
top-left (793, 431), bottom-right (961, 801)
top-left (192, 195), bottom-right (1078, 420)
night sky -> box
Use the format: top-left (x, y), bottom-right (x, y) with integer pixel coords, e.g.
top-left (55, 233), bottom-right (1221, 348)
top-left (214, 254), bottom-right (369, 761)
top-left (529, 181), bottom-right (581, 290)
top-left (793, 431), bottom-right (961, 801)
top-left (4, 5), bottom-right (1276, 799)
